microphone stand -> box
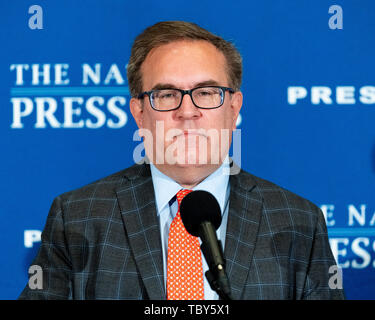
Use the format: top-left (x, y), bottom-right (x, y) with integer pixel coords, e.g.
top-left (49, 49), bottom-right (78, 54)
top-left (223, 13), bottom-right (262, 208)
top-left (205, 268), bottom-right (233, 300)
top-left (199, 222), bottom-right (233, 300)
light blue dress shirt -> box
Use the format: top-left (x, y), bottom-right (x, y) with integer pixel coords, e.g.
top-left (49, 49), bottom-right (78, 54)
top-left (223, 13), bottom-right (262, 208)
top-left (150, 159), bottom-right (230, 300)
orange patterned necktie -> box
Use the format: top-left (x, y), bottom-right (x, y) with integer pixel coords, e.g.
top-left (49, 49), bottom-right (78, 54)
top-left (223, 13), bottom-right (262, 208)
top-left (167, 189), bottom-right (204, 300)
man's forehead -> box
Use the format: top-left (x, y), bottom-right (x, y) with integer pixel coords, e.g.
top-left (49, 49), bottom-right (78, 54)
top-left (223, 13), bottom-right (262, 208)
top-left (145, 39), bottom-right (223, 60)
top-left (140, 40), bottom-right (229, 90)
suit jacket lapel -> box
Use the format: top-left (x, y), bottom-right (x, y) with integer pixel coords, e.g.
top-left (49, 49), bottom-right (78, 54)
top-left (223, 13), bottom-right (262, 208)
top-left (225, 170), bottom-right (263, 300)
top-left (115, 163), bottom-right (165, 300)
top-left (114, 163), bottom-right (263, 300)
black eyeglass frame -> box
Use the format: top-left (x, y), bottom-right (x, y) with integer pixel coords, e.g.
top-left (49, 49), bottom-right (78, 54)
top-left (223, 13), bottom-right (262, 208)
top-left (137, 86), bottom-right (235, 112)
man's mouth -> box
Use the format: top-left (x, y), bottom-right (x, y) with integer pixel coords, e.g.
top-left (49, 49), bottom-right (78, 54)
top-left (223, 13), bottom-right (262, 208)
top-left (176, 129), bottom-right (208, 138)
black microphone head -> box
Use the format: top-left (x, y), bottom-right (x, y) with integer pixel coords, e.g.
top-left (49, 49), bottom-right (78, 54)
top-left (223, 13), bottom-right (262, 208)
top-left (180, 190), bottom-right (222, 237)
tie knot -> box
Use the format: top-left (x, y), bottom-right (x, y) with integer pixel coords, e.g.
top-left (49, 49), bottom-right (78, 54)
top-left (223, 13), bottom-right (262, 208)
top-left (176, 189), bottom-right (192, 206)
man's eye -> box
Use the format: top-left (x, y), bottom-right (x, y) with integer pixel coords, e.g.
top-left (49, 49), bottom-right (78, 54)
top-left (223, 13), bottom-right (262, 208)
top-left (160, 93), bottom-right (174, 99)
top-left (199, 91), bottom-right (212, 96)
top-left (156, 91), bottom-right (177, 99)
top-left (197, 89), bottom-right (217, 96)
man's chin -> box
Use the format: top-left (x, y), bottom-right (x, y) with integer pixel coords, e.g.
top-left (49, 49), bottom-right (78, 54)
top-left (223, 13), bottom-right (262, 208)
top-left (156, 161), bottom-right (221, 189)
top-left (174, 155), bottom-right (220, 168)
top-left (173, 162), bottom-right (207, 169)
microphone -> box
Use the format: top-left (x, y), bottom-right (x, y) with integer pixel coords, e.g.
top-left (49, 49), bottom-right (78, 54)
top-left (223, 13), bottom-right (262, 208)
top-left (180, 190), bottom-right (232, 300)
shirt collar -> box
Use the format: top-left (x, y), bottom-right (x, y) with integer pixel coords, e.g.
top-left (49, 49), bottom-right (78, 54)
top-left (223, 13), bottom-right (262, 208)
top-left (150, 164), bottom-right (182, 215)
top-left (150, 156), bottom-right (230, 216)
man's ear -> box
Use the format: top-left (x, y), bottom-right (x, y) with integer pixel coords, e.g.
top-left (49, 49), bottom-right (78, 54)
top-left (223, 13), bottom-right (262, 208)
top-left (231, 91), bottom-right (243, 130)
top-left (130, 97), bottom-right (143, 129)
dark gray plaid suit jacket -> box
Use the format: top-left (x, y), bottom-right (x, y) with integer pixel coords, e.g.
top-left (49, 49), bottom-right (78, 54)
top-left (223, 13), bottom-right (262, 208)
top-left (19, 163), bottom-right (345, 300)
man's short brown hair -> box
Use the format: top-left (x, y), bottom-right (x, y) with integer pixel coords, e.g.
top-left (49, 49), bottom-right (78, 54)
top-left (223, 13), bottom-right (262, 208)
top-left (127, 21), bottom-right (242, 97)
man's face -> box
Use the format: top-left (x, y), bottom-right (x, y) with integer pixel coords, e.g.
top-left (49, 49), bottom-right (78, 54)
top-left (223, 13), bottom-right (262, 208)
top-left (130, 40), bottom-right (242, 186)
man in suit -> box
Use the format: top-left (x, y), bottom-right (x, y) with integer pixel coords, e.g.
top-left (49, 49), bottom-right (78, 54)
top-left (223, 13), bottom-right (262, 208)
top-left (20, 21), bottom-right (344, 300)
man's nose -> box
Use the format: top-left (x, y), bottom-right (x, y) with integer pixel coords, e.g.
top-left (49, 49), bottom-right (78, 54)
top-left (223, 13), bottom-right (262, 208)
top-left (174, 93), bottom-right (201, 119)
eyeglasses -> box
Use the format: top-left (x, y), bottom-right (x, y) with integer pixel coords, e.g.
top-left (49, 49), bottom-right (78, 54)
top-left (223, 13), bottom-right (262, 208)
top-left (137, 86), bottom-right (235, 111)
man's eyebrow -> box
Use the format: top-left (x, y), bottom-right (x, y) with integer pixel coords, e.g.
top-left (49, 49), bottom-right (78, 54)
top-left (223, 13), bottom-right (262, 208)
top-left (194, 80), bottom-right (221, 87)
top-left (151, 83), bottom-right (178, 90)
top-left (150, 80), bottom-right (221, 91)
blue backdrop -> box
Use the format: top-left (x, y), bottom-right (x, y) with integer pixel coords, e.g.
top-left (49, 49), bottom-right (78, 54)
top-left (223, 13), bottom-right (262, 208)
top-left (1, 0), bottom-right (374, 299)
